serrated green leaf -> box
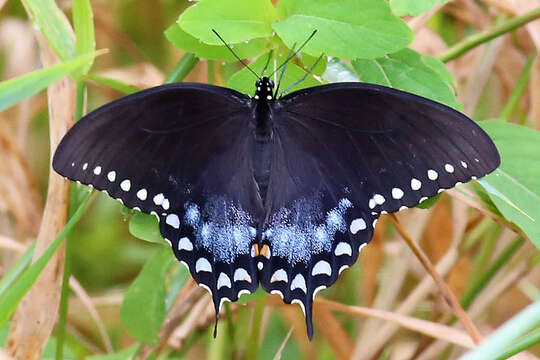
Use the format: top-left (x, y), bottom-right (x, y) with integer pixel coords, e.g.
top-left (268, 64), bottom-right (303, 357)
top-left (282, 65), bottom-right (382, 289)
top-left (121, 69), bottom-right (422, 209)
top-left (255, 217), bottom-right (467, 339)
top-left (390, 0), bottom-right (448, 16)
top-left (0, 52), bottom-right (97, 112)
top-left (179, 0), bottom-right (276, 45)
top-left (165, 23), bottom-right (267, 61)
top-left (227, 52), bottom-right (320, 95)
top-left (478, 120), bottom-right (540, 248)
top-left (121, 246), bottom-right (174, 344)
top-left (273, 0), bottom-right (412, 60)
top-left (352, 48), bottom-right (460, 109)
top-left (22, 0), bottom-right (75, 61)
top-left (72, 0), bottom-right (96, 77)
top-left (129, 212), bottom-right (166, 244)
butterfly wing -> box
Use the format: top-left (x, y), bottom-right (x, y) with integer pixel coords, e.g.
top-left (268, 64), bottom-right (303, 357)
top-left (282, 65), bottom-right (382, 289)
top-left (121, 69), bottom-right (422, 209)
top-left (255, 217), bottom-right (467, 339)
top-left (261, 82), bottom-right (500, 338)
top-left (53, 83), bottom-right (263, 313)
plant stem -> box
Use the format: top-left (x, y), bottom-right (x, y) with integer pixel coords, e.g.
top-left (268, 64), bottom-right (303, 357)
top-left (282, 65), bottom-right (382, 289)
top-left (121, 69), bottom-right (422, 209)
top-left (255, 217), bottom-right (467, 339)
top-left (439, 8), bottom-right (540, 63)
top-left (500, 53), bottom-right (536, 121)
top-left (460, 237), bottom-right (525, 310)
top-left (75, 81), bottom-right (86, 121)
top-left (462, 301), bottom-right (540, 360)
top-left (389, 214), bottom-right (483, 344)
top-left (495, 327), bottom-right (540, 360)
top-left (55, 235), bottom-right (71, 360)
top-left (165, 53), bottom-right (199, 84)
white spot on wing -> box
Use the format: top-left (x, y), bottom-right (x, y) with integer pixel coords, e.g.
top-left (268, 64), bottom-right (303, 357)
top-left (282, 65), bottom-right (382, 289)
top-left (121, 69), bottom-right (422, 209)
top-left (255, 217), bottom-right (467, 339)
top-left (369, 198), bottom-right (376, 209)
top-left (136, 189), bottom-right (147, 200)
top-left (233, 268), bottom-right (251, 283)
top-left (271, 289), bottom-right (284, 299)
top-left (271, 269), bottom-right (288, 283)
top-left (82, 163), bottom-right (88, 170)
top-left (107, 171), bottom-right (116, 182)
top-left (93, 166), bottom-right (102, 175)
top-left (350, 218), bottom-right (366, 234)
top-left (291, 299), bottom-right (306, 315)
top-left (374, 194), bottom-right (385, 205)
top-left (411, 178), bottom-right (422, 190)
top-left (312, 260), bottom-right (332, 276)
top-left (313, 285), bottom-right (327, 300)
top-left (162, 199), bottom-right (170, 210)
top-left (178, 237), bottom-right (193, 251)
top-left (166, 214), bottom-right (180, 229)
top-left (195, 258), bottom-right (212, 273)
top-left (445, 164), bottom-right (455, 173)
top-left (334, 242), bottom-right (352, 256)
top-left (153, 193), bottom-right (164, 206)
top-left (428, 169), bottom-right (438, 180)
top-left (461, 161), bottom-right (468, 168)
top-left (291, 274), bottom-right (307, 293)
top-left (392, 188), bottom-right (404, 199)
top-left (120, 179), bottom-right (131, 191)
top-left (217, 273), bottom-right (232, 289)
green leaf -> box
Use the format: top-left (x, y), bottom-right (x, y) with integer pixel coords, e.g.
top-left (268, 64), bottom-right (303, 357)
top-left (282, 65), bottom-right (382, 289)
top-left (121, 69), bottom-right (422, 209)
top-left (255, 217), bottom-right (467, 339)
top-left (390, 0), bottom-right (448, 16)
top-left (165, 24), bottom-right (267, 61)
top-left (85, 74), bottom-right (141, 94)
top-left (121, 246), bottom-right (174, 344)
top-left (0, 191), bottom-right (92, 330)
top-left (352, 48), bottom-right (460, 109)
top-left (0, 52), bottom-right (98, 112)
top-left (22, 0), bottom-right (75, 61)
top-left (478, 120), bottom-right (540, 248)
top-left (129, 212), bottom-right (166, 244)
top-left (0, 243), bottom-right (35, 298)
top-left (72, 0), bottom-right (96, 77)
top-left (86, 345), bottom-right (138, 360)
top-left (227, 52), bottom-right (320, 95)
top-left (462, 300), bottom-right (540, 360)
top-left (322, 58), bottom-right (359, 83)
top-left (273, 0), bottom-right (412, 60)
top-left (178, 0), bottom-right (276, 45)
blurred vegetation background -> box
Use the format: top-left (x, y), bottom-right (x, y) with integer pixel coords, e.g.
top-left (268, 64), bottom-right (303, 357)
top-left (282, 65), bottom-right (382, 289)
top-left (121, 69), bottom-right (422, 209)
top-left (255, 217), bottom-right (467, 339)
top-left (0, 0), bottom-right (539, 359)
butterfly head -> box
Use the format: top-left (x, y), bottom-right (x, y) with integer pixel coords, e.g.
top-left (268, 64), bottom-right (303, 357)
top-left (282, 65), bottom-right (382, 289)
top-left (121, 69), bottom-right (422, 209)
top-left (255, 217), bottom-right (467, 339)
top-left (254, 77), bottom-right (275, 101)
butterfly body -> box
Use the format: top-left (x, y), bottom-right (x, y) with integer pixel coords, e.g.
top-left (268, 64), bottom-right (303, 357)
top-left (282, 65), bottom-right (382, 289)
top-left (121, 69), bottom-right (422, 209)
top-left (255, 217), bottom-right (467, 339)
top-left (53, 77), bottom-right (500, 339)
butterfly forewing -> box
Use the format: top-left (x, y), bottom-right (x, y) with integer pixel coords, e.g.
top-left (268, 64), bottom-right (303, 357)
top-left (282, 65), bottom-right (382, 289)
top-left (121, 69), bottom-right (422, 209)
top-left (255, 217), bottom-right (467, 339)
top-left (53, 83), bottom-right (263, 313)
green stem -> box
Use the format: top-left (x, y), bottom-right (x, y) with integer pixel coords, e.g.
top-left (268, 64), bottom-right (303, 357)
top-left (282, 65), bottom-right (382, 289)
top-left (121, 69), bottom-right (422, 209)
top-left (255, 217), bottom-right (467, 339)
top-left (439, 8), bottom-right (540, 63)
top-left (0, 190), bottom-right (93, 330)
top-left (165, 53), bottom-right (199, 84)
top-left (495, 327), bottom-right (540, 360)
top-left (0, 242), bottom-right (35, 298)
top-left (55, 235), bottom-right (71, 360)
top-left (462, 300), bottom-right (540, 360)
top-left (460, 237), bottom-right (525, 310)
top-left (75, 81), bottom-right (86, 121)
top-left (500, 53), bottom-right (536, 121)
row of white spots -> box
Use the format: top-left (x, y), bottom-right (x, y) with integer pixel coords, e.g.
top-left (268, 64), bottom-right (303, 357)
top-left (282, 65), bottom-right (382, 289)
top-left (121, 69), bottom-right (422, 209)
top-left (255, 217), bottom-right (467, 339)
top-left (366, 160), bottom-right (471, 211)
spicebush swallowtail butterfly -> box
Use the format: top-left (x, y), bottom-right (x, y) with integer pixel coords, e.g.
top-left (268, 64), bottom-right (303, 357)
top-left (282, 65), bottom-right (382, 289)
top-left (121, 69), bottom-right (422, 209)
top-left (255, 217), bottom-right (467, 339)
top-left (53, 59), bottom-right (500, 339)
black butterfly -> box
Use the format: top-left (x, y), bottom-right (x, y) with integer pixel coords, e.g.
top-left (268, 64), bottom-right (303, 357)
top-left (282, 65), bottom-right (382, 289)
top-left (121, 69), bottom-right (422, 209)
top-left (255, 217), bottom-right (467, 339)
top-left (53, 68), bottom-right (500, 338)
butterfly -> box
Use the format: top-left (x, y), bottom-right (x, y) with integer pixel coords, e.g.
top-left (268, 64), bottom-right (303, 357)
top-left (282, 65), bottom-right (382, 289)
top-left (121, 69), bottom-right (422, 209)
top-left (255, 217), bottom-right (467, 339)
top-left (52, 57), bottom-right (500, 338)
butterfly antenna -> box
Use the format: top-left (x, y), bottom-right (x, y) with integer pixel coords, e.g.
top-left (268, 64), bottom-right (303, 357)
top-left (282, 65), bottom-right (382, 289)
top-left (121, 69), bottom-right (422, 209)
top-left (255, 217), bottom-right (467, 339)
top-left (274, 43), bottom-right (296, 97)
top-left (280, 53), bottom-right (324, 97)
top-left (270, 29), bottom-right (318, 78)
top-left (212, 29), bottom-right (259, 79)
top-left (261, 50), bottom-right (274, 76)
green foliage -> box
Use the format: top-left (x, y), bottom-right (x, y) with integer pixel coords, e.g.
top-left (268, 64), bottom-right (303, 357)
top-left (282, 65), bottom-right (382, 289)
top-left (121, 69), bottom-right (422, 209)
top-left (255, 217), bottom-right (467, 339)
top-left (227, 52), bottom-right (320, 94)
top-left (72, 0), bottom-right (96, 78)
top-left (22, 0), bottom-right (75, 61)
top-left (86, 345), bottom-right (138, 360)
top-left (179, 0), bottom-right (276, 44)
top-left (479, 120), bottom-right (540, 248)
top-left (121, 246), bottom-right (175, 344)
top-left (129, 212), bottom-right (166, 244)
top-left (0, 52), bottom-right (97, 111)
top-left (273, 0), bottom-right (412, 59)
top-left (352, 48), bottom-right (460, 109)
top-left (390, 0), bottom-right (448, 16)
top-left (0, 190), bottom-right (92, 331)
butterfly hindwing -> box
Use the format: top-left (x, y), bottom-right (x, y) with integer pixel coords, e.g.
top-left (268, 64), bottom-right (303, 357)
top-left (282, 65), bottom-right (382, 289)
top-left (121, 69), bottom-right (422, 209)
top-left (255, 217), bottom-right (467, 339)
top-left (259, 82), bottom-right (500, 337)
top-left (53, 83), bottom-right (263, 314)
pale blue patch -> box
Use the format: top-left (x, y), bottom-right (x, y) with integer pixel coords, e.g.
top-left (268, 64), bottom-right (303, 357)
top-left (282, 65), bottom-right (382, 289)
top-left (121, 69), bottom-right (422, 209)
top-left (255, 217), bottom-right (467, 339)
top-left (184, 198), bottom-right (255, 263)
top-left (266, 197), bottom-right (353, 264)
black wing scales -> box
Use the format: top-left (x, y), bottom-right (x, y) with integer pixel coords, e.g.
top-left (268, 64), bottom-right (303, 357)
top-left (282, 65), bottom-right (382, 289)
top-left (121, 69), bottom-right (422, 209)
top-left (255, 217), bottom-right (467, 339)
top-left (53, 83), bottom-right (262, 315)
top-left (259, 82), bottom-right (499, 338)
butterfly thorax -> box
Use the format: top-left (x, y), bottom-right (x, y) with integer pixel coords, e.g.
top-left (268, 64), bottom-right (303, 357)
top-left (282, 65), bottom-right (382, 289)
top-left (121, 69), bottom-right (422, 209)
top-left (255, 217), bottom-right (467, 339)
top-left (252, 77), bottom-right (275, 203)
